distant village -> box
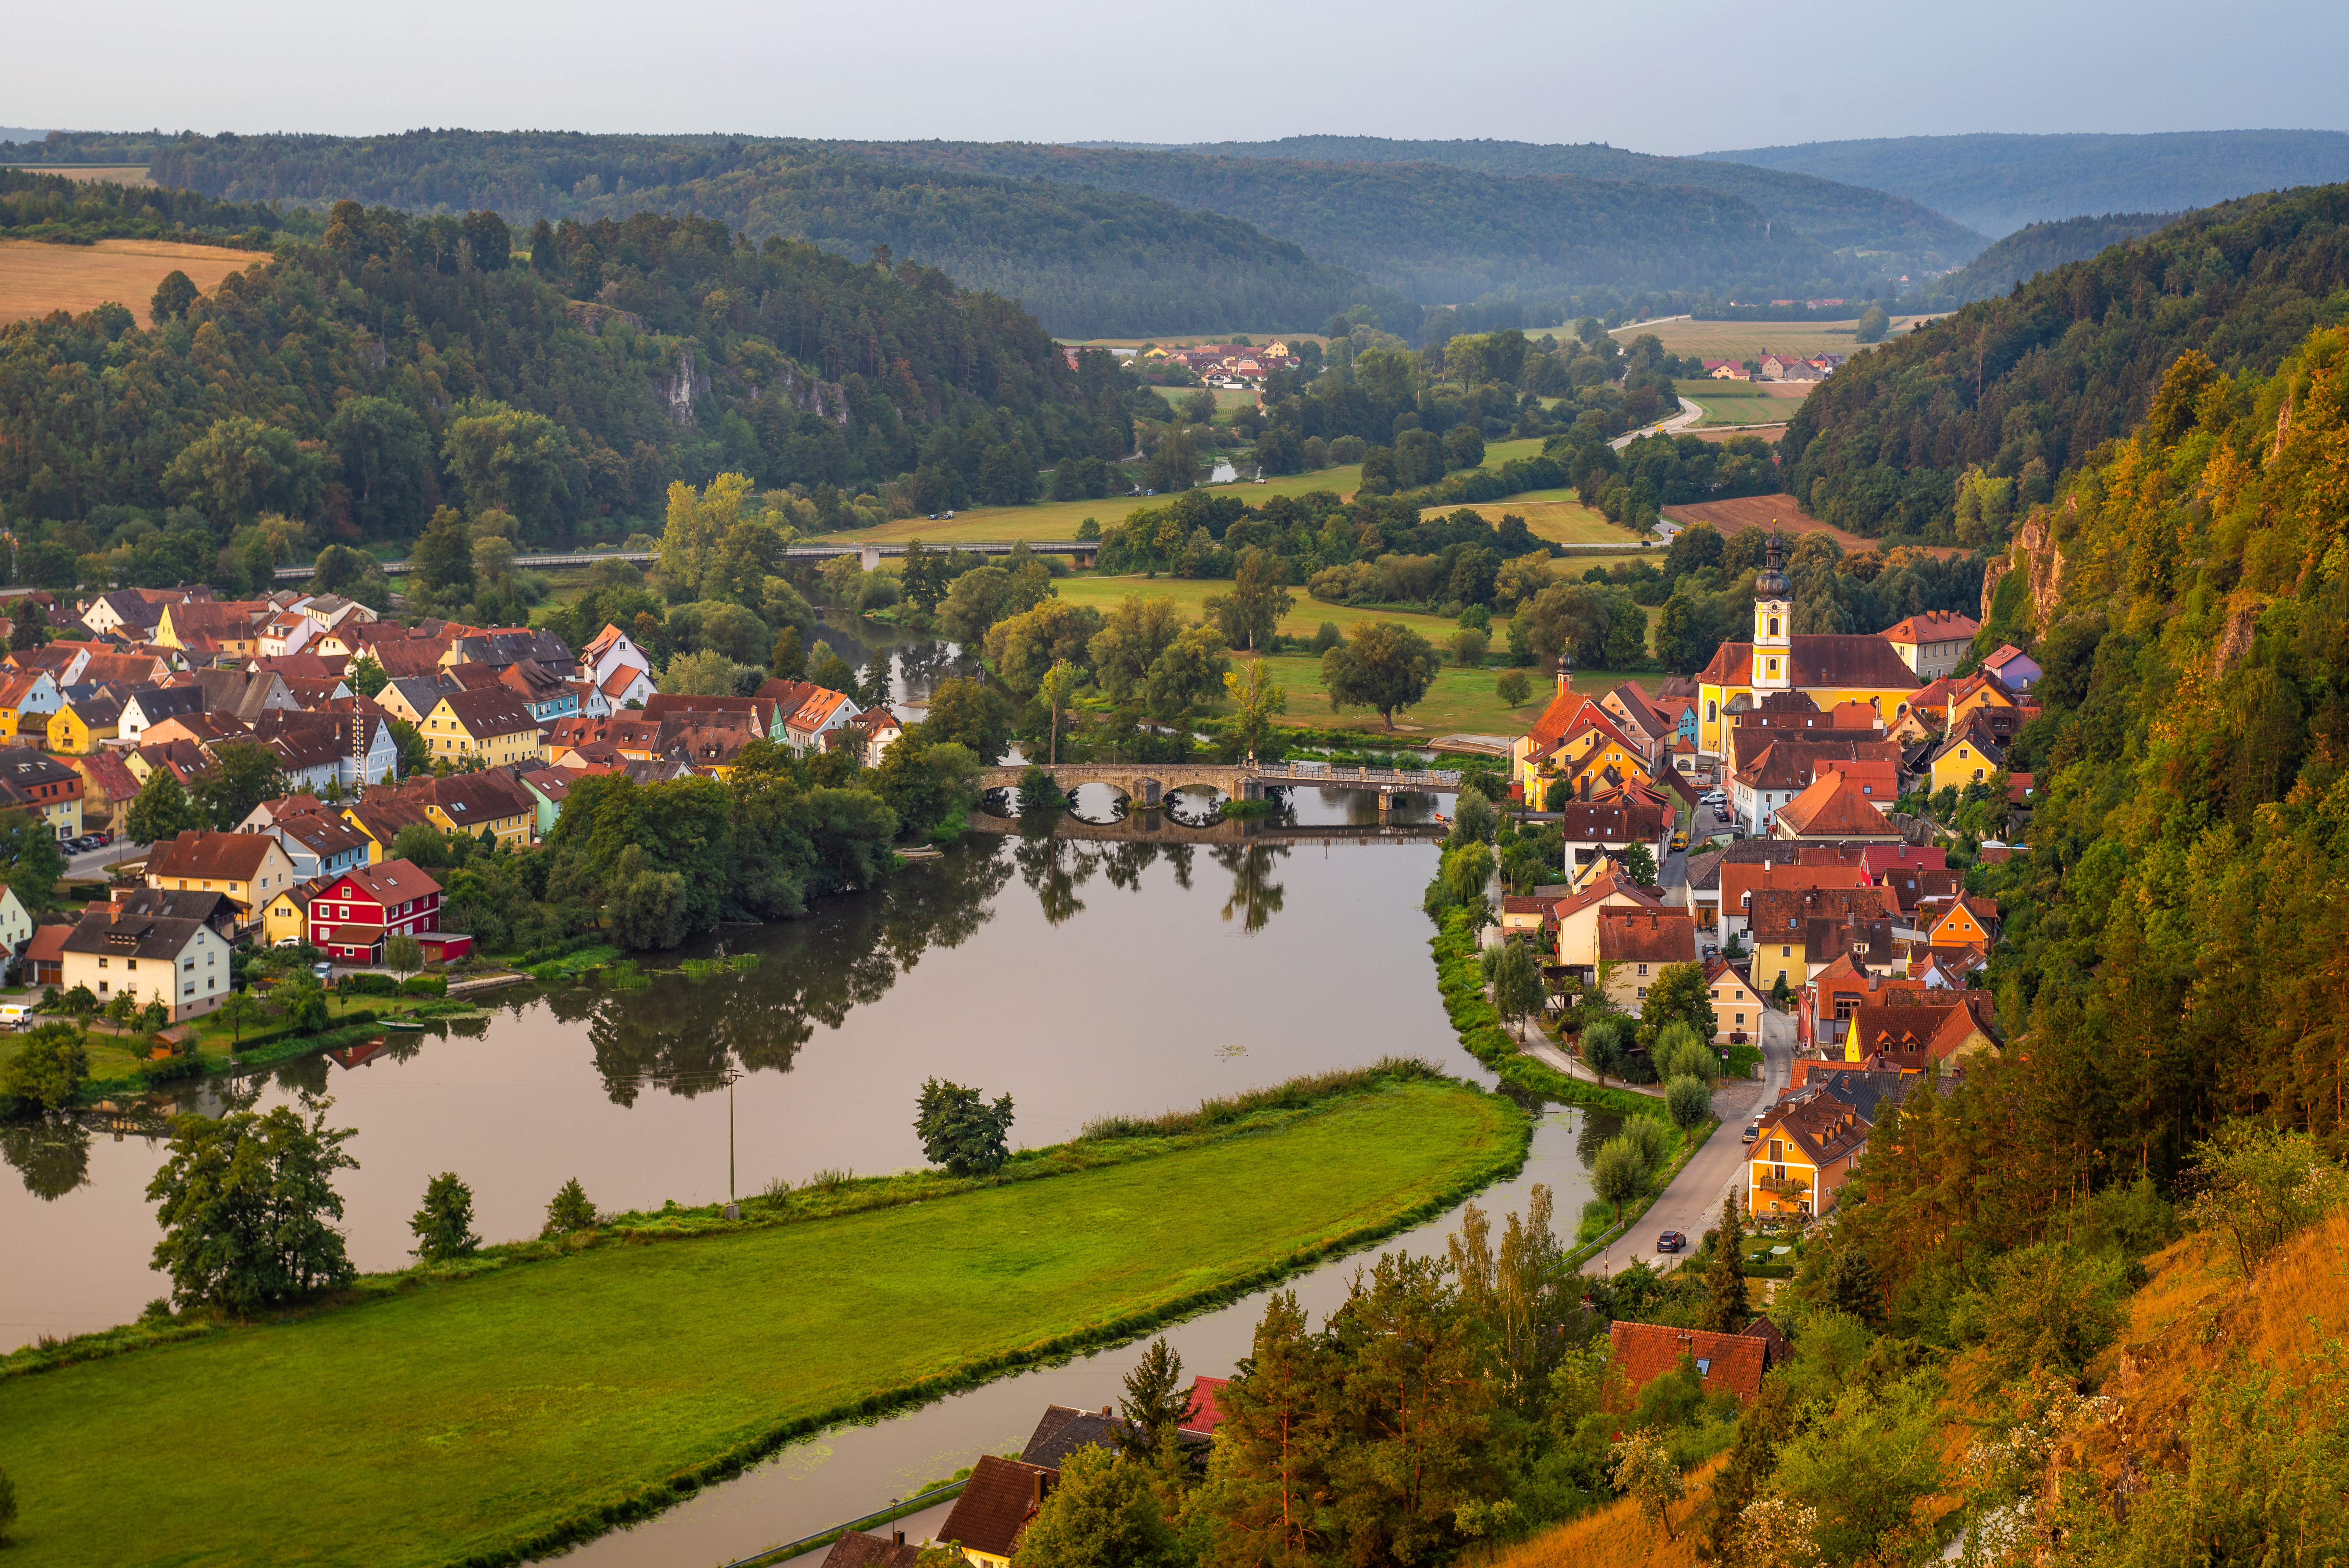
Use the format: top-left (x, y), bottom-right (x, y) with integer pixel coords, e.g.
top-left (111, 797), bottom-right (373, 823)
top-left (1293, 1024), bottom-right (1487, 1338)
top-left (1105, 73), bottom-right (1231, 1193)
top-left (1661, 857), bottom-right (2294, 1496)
top-left (1500, 539), bottom-right (2034, 1229)
top-left (0, 583), bottom-right (894, 1022)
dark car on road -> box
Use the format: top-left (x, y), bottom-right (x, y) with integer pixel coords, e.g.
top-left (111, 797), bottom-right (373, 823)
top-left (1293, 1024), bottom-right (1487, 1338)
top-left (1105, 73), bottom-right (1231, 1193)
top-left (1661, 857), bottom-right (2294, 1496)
top-left (1656, 1230), bottom-right (1686, 1253)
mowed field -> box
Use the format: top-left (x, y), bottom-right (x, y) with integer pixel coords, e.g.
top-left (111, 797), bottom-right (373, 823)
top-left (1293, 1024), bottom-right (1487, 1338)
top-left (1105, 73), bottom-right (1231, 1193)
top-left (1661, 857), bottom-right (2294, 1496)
top-left (1244, 650), bottom-right (1665, 739)
top-left (0, 237), bottom-right (257, 324)
top-left (0, 1082), bottom-right (1523, 1568)
top-left (1617, 318), bottom-right (1934, 362)
top-left (834, 438), bottom-right (1551, 546)
top-left (1434, 489), bottom-right (1633, 545)
top-left (1672, 381), bottom-right (1809, 428)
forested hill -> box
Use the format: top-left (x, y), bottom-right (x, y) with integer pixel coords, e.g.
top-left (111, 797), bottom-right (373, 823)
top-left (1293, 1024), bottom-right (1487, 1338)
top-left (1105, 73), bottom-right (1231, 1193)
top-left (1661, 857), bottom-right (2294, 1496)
top-left (831, 141), bottom-right (1850, 304)
top-left (1911, 210), bottom-right (2180, 308)
top-left (0, 173), bottom-right (1141, 550)
top-left (1700, 129), bottom-right (2349, 237)
top-left (134, 132), bottom-right (1407, 339)
top-left (1857, 317), bottom-right (2349, 1293)
top-left (1781, 182), bottom-right (2349, 540)
top-left (1143, 134), bottom-right (1987, 269)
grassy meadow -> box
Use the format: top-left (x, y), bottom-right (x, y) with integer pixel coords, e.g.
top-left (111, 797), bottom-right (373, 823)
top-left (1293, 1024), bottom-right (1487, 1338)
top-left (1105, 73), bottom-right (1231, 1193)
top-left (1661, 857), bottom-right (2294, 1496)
top-left (0, 237), bottom-right (257, 325)
top-left (1615, 317), bottom-right (1932, 362)
top-left (1242, 651), bottom-right (1663, 740)
top-left (1672, 381), bottom-right (1808, 427)
top-left (0, 1079), bottom-right (1524, 1568)
top-left (830, 438), bottom-right (1552, 547)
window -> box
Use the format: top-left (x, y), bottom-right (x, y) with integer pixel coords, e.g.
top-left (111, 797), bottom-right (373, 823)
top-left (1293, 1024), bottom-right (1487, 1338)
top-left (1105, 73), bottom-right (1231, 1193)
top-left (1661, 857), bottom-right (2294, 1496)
top-left (183, 959), bottom-right (193, 971)
top-left (184, 984), bottom-right (194, 997)
top-left (1637, 963), bottom-right (1649, 977)
top-left (98, 980), bottom-right (108, 993)
top-left (1735, 1012), bottom-right (1747, 1026)
top-left (126, 959), bottom-right (137, 971)
top-left (1768, 617), bottom-right (1780, 636)
top-left (97, 957), bottom-right (107, 969)
top-left (1780, 945), bottom-right (1791, 957)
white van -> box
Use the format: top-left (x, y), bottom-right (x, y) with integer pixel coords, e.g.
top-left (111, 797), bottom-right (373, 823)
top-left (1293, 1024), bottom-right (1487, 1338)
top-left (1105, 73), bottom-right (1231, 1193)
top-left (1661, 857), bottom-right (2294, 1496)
top-left (0, 1003), bottom-right (37, 1027)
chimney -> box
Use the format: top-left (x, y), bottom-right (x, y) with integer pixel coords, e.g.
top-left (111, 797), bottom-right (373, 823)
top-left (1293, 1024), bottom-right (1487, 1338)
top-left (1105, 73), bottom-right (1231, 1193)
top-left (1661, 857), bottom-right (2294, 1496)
top-left (894, 1532), bottom-right (905, 1547)
top-left (1033, 1471), bottom-right (1051, 1507)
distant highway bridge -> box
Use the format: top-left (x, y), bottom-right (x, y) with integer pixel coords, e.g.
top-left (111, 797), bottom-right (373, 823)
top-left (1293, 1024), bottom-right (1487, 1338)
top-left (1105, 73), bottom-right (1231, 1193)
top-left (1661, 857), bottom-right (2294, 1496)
top-left (976, 759), bottom-right (1464, 809)
top-left (272, 540), bottom-right (1097, 582)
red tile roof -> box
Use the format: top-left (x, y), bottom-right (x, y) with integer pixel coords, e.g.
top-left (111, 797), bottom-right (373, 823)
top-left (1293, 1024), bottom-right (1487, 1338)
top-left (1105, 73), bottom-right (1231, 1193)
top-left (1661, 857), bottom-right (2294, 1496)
top-left (1609, 1321), bottom-right (1767, 1402)
top-left (937, 1455), bottom-right (1051, 1559)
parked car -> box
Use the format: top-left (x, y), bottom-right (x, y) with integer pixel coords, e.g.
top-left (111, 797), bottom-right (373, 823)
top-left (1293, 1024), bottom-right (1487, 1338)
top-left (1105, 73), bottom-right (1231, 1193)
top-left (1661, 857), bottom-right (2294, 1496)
top-left (1670, 830), bottom-right (1689, 852)
top-left (1742, 1123), bottom-right (1759, 1144)
top-left (1700, 790), bottom-right (1726, 805)
top-left (1656, 1230), bottom-right (1686, 1253)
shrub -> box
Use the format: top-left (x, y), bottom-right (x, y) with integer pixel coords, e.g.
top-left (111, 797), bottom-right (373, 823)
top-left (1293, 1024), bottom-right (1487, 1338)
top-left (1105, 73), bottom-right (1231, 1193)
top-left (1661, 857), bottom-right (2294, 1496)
top-left (914, 1077), bottom-right (1015, 1176)
top-left (340, 973), bottom-right (398, 996)
top-left (400, 975), bottom-right (447, 997)
top-left (409, 1172), bottom-right (480, 1261)
top-left (540, 1177), bottom-right (597, 1237)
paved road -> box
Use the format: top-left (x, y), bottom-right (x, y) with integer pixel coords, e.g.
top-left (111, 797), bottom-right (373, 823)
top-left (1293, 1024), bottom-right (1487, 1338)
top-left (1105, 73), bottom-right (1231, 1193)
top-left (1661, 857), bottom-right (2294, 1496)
top-left (66, 840), bottom-right (143, 879)
top-left (1586, 1005), bottom-right (1792, 1276)
top-left (1609, 396), bottom-right (1706, 452)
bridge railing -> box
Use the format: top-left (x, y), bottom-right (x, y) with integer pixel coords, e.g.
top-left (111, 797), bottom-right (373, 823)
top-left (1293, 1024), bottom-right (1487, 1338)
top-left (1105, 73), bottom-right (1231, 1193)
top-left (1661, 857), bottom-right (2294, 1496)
top-left (1254, 762), bottom-right (1464, 788)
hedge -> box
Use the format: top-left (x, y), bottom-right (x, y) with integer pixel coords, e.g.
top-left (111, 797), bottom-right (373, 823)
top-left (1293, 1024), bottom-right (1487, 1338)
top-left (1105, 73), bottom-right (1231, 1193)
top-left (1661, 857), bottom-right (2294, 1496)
top-left (1429, 908), bottom-right (1670, 1121)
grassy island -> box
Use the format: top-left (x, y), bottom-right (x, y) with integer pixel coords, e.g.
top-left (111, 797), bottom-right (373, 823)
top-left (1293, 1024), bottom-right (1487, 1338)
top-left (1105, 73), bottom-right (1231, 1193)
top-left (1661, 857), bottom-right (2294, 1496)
top-left (0, 1070), bottom-right (1526, 1568)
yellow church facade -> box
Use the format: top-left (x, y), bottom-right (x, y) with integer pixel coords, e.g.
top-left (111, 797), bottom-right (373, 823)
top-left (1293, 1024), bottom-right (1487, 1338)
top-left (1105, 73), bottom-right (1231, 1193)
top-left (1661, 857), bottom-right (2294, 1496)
top-left (1693, 537), bottom-right (1922, 757)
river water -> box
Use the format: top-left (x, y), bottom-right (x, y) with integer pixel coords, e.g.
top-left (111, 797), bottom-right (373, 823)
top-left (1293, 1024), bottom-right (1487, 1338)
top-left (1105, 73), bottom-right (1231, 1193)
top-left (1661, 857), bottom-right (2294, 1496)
top-left (1, 633), bottom-right (1609, 1566)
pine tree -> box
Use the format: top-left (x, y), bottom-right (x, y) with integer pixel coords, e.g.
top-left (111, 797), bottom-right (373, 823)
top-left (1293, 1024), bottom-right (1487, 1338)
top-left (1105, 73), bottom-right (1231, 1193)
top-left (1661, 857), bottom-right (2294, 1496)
top-left (410, 1172), bottom-right (480, 1261)
top-left (1704, 1189), bottom-right (1747, 1332)
top-left (541, 1178), bottom-right (597, 1237)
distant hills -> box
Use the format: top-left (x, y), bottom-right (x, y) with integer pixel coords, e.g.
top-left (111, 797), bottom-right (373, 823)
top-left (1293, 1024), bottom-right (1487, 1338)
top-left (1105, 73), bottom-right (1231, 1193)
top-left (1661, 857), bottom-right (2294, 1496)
top-left (1135, 135), bottom-right (1985, 269)
top-left (134, 131), bottom-right (1409, 340)
top-left (1912, 212), bottom-right (2180, 308)
top-left (1698, 130), bottom-right (2349, 237)
top-left (830, 141), bottom-right (1863, 305)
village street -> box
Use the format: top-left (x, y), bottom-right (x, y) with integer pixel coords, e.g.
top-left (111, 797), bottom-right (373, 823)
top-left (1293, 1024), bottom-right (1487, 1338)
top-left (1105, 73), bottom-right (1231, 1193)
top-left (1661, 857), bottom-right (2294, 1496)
top-left (1584, 1005), bottom-right (1792, 1277)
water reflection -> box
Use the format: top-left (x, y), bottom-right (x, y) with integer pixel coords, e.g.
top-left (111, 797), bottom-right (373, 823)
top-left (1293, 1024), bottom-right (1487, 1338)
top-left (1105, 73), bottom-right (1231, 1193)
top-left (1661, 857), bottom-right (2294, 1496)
top-left (2, 1121), bottom-right (92, 1201)
top-left (565, 843), bottom-right (1018, 1098)
top-left (1214, 845), bottom-right (1287, 933)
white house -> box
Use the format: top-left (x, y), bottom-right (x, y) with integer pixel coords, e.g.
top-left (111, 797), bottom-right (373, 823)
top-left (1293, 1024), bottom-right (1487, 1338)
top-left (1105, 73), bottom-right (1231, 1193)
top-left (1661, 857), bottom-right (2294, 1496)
top-left (582, 623), bottom-right (654, 690)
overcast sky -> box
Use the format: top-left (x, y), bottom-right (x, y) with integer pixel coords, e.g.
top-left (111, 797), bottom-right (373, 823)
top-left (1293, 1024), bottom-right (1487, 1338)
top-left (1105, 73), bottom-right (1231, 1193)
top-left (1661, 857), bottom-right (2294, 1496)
top-left (8, 0), bottom-right (2345, 156)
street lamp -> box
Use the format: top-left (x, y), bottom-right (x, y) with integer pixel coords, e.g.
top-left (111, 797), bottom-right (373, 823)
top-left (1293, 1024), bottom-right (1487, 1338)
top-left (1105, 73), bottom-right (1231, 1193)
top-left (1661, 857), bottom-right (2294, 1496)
top-left (641, 1066), bottom-right (745, 1215)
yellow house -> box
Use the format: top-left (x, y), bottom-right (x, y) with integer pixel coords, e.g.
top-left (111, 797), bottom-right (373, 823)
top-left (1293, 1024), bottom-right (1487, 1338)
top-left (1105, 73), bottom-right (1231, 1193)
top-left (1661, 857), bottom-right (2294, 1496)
top-left (143, 831), bottom-right (299, 926)
top-left (423, 688), bottom-right (544, 768)
top-left (1926, 725), bottom-right (2004, 795)
top-left (1512, 675), bottom-right (1657, 805)
top-left (46, 692), bottom-right (125, 755)
top-left (1694, 535), bottom-right (1921, 758)
top-left (1706, 959), bottom-right (1763, 1042)
top-left (261, 880), bottom-right (321, 946)
top-left (419, 773), bottom-right (534, 850)
top-left (153, 600), bottom-right (265, 656)
top-left (0, 670), bottom-right (61, 738)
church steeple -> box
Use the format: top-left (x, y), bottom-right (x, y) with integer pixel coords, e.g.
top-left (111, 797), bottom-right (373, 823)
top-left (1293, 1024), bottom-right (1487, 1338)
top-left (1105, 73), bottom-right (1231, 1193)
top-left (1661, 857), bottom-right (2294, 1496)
top-left (1751, 530), bottom-right (1792, 691)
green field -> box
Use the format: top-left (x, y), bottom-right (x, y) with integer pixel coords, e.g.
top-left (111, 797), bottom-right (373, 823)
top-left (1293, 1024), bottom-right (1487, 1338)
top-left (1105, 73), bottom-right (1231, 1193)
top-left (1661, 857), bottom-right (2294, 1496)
top-left (831, 439), bottom-right (1550, 546)
top-left (1246, 652), bottom-right (1663, 739)
top-left (0, 1080), bottom-right (1524, 1568)
top-left (1055, 574), bottom-right (1470, 643)
top-left (1429, 489), bottom-right (1635, 545)
top-left (1672, 382), bottom-right (1804, 427)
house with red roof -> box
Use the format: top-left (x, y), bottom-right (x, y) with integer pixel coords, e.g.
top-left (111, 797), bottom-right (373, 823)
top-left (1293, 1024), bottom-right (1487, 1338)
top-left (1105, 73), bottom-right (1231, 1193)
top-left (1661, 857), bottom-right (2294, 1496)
top-left (1607, 1321), bottom-right (1770, 1404)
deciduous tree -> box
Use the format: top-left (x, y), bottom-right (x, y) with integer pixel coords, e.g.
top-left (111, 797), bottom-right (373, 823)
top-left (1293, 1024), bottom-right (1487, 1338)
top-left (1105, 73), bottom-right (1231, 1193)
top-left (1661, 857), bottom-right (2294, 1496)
top-left (1322, 620), bottom-right (1438, 731)
top-left (125, 768), bottom-right (206, 846)
top-left (914, 1076), bottom-right (1014, 1175)
top-left (147, 1097), bottom-right (359, 1313)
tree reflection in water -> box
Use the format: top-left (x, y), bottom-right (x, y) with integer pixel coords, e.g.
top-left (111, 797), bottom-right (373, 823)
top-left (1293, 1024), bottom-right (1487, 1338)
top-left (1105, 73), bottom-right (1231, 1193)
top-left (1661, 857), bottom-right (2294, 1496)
top-left (2, 1120), bottom-right (93, 1201)
top-left (554, 839), bottom-right (1016, 1103)
top-left (1212, 845), bottom-right (1289, 934)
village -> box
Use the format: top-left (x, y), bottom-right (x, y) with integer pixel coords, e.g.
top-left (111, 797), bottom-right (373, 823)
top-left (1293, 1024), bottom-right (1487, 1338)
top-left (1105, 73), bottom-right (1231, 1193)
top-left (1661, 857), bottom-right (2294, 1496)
top-left (1495, 537), bottom-right (2030, 1240)
top-left (0, 584), bottom-right (896, 1025)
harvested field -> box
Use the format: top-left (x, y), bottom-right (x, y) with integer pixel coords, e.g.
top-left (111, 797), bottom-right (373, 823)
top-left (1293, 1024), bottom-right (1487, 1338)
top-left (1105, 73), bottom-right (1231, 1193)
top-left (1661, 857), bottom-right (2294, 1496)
top-left (0, 164), bottom-right (152, 187)
top-left (1432, 491), bottom-right (1634, 545)
top-left (0, 237), bottom-right (257, 324)
top-left (1661, 494), bottom-right (1966, 558)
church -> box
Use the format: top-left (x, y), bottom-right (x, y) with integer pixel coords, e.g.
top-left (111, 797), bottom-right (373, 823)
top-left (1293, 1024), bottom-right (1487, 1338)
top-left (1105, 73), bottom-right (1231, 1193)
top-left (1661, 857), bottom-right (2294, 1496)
top-left (1693, 536), bottom-right (1922, 759)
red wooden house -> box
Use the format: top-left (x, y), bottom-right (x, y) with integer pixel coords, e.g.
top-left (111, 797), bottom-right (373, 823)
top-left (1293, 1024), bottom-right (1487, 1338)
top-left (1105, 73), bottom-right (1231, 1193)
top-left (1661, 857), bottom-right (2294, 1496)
top-left (305, 858), bottom-right (474, 964)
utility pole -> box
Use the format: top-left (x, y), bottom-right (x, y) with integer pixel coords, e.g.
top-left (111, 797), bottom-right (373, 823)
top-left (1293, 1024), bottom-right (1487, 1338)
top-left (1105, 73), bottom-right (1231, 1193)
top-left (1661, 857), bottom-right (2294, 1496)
top-left (644, 1066), bottom-right (744, 1215)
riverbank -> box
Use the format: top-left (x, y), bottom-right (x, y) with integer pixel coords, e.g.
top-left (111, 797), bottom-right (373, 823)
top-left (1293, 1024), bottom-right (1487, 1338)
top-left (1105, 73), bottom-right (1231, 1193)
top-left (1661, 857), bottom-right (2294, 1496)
top-left (0, 1072), bottom-right (1527, 1568)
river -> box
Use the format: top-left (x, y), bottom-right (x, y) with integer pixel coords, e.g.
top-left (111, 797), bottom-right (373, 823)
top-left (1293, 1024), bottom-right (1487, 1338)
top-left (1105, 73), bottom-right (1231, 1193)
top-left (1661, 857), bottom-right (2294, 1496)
top-left (0, 633), bottom-right (1608, 1566)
